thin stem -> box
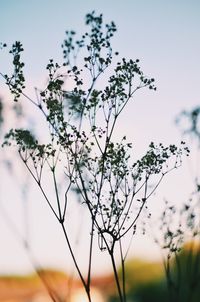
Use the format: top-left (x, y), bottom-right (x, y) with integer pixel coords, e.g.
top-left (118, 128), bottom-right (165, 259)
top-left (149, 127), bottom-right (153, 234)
top-left (20, 152), bottom-right (93, 301)
top-left (20, 153), bottom-right (60, 221)
top-left (120, 173), bottom-right (165, 239)
top-left (0, 72), bottom-right (38, 106)
top-left (119, 238), bottom-right (126, 302)
top-left (87, 220), bottom-right (95, 292)
top-left (62, 181), bottom-right (71, 220)
top-left (119, 175), bottom-right (148, 239)
top-left (60, 222), bottom-right (91, 302)
top-left (109, 248), bottom-right (124, 302)
top-left (52, 169), bottom-right (62, 221)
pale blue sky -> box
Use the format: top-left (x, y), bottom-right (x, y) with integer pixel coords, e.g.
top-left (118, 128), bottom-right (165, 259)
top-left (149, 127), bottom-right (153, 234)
top-left (0, 0), bottom-right (200, 275)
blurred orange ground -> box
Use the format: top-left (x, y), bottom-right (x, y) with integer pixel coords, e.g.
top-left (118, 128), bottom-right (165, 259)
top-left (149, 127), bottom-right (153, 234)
top-left (0, 271), bottom-right (114, 302)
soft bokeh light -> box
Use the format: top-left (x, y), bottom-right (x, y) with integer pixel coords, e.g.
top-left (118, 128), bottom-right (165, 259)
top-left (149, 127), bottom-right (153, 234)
top-left (0, 0), bottom-right (200, 277)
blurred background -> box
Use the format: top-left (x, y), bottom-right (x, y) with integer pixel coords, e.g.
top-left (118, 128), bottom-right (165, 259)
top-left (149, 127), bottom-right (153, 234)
top-left (0, 0), bottom-right (200, 301)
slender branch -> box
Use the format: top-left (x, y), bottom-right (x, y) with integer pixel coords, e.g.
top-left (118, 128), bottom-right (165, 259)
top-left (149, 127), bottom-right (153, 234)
top-left (62, 181), bottom-right (71, 220)
top-left (119, 237), bottom-right (126, 302)
top-left (119, 170), bottom-right (167, 239)
top-left (87, 219), bottom-right (95, 292)
top-left (0, 72), bottom-right (38, 106)
top-left (60, 222), bottom-right (91, 301)
top-left (19, 152), bottom-right (60, 221)
top-left (110, 250), bottom-right (124, 302)
top-left (52, 168), bottom-right (62, 221)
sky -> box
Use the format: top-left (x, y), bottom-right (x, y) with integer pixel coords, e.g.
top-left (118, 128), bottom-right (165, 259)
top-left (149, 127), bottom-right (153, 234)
top-left (0, 0), bottom-right (200, 277)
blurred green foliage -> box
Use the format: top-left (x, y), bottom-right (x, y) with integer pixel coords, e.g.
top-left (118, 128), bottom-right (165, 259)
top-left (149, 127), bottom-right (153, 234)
top-left (109, 242), bottom-right (200, 302)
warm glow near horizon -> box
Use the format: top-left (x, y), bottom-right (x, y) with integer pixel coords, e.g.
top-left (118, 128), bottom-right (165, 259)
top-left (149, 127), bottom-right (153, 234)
top-left (0, 0), bottom-right (200, 278)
